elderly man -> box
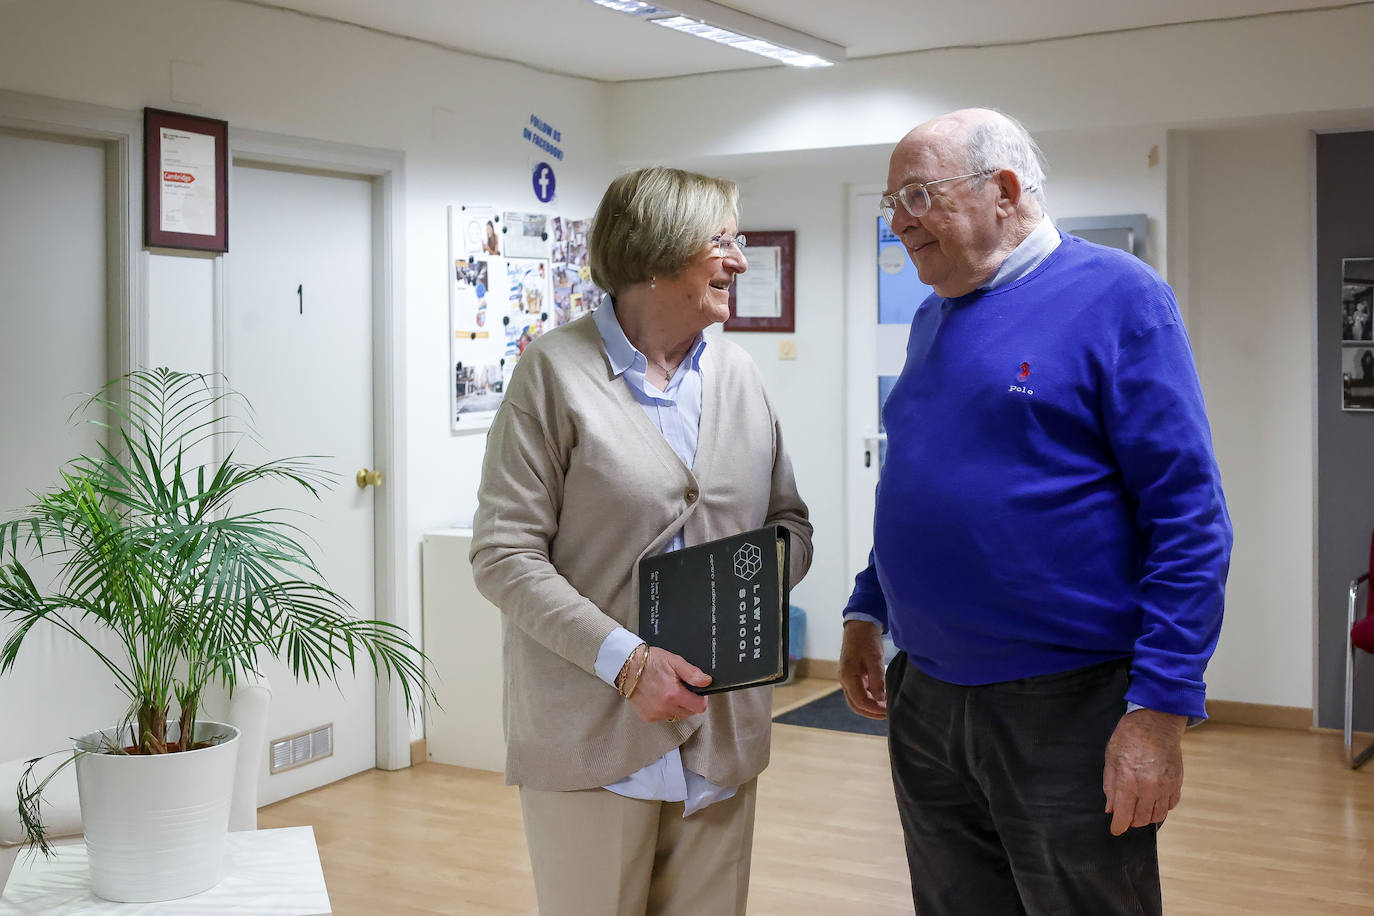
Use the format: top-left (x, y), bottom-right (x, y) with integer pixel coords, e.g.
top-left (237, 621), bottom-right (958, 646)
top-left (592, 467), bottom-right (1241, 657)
top-left (839, 108), bottom-right (1232, 915)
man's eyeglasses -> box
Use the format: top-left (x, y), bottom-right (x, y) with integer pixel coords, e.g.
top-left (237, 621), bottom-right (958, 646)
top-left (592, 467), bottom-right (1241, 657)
top-left (710, 233), bottom-right (747, 255)
top-left (879, 171), bottom-right (993, 227)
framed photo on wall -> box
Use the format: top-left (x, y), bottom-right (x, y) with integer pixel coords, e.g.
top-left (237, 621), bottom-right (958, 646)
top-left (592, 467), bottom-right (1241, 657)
top-left (1342, 258), bottom-right (1374, 342)
top-left (1341, 258), bottom-right (1374, 411)
top-left (726, 230), bottom-right (795, 333)
top-left (144, 108), bottom-right (229, 252)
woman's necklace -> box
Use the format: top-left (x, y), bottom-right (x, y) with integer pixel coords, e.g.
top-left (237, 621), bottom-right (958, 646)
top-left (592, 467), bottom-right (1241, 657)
top-left (651, 356), bottom-right (678, 381)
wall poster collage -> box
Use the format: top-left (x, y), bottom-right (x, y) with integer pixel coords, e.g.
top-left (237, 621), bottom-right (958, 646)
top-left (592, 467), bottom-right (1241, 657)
top-left (449, 206), bottom-right (605, 431)
top-left (1342, 257), bottom-right (1374, 411)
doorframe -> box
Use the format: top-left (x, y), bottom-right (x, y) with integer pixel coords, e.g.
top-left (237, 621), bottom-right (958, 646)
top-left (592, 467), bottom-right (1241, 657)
top-left (223, 129), bottom-right (411, 771)
top-left (0, 90), bottom-right (143, 386)
top-left (843, 183), bottom-right (885, 579)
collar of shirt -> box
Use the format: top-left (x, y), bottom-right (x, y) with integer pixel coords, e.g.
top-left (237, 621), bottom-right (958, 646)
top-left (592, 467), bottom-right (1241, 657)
top-left (592, 298), bottom-right (707, 400)
top-left (982, 214), bottom-right (1061, 291)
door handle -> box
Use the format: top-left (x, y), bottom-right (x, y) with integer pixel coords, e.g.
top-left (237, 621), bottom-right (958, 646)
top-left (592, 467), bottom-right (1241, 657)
top-left (356, 468), bottom-right (383, 489)
top-left (861, 433), bottom-right (887, 470)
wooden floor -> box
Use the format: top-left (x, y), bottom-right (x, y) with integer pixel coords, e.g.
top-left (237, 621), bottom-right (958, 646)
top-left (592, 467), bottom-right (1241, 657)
top-left (261, 679), bottom-right (1374, 915)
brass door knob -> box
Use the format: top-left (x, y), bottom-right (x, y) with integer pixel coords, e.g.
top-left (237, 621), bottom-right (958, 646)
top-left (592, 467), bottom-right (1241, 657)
top-left (356, 468), bottom-right (383, 489)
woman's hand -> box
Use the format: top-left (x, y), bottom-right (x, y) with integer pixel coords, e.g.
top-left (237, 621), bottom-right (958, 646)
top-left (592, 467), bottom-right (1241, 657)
top-left (627, 647), bottom-right (711, 723)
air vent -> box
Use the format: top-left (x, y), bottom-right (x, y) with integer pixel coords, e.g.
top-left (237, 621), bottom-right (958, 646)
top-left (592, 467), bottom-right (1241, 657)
top-left (269, 723), bottom-right (335, 774)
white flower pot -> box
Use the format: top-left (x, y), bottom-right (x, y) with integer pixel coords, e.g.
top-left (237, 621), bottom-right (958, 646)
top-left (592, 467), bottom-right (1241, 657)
top-left (73, 720), bottom-right (240, 903)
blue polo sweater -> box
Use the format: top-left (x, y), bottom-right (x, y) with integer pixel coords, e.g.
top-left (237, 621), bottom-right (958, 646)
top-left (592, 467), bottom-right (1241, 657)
top-left (844, 232), bottom-right (1232, 719)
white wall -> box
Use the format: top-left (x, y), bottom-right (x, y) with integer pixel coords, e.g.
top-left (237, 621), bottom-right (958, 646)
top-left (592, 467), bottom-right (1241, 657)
top-left (1178, 125), bottom-right (1316, 708)
top-left (1037, 127), bottom-right (1170, 278)
top-left (0, 0), bottom-right (617, 741)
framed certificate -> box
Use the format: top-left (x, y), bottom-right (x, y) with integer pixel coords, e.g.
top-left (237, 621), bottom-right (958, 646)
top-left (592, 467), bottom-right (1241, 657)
top-left (726, 230), bottom-right (794, 332)
top-left (144, 108), bottom-right (229, 252)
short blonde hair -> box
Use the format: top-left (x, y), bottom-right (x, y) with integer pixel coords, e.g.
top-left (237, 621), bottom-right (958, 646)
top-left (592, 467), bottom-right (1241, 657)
top-left (588, 167), bottom-right (739, 296)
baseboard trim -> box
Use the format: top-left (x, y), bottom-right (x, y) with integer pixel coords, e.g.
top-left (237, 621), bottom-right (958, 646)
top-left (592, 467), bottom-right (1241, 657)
top-left (410, 738), bottom-right (427, 767)
top-left (795, 662), bottom-right (1315, 731)
top-left (1204, 699), bottom-right (1312, 730)
top-left (796, 658), bottom-right (839, 681)
top-left (1310, 725), bottom-right (1374, 740)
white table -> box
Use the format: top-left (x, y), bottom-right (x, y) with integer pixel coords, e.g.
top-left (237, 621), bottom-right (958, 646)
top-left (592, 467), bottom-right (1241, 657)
top-left (0, 826), bottom-right (331, 914)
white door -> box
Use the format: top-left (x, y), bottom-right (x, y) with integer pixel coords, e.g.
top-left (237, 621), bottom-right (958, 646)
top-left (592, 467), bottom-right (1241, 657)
top-left (0, 128), bottom-right (128, 762)
top-left (226, 161), bottom-right (376, 804)
top-left (843, 189), bottom-right (933, 584)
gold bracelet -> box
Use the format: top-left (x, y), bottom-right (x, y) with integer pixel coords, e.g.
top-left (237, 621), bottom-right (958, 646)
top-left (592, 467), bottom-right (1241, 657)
top-left (614, 646), bottom-right (639, 693)
top-left (621, 645), bottom-right (650, 700)
top-left (615, 642), bottom-right (644, 695)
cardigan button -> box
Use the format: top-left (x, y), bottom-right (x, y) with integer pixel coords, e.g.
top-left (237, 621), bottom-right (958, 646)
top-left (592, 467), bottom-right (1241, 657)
top-left (684, 487), bottom-right (699, 504)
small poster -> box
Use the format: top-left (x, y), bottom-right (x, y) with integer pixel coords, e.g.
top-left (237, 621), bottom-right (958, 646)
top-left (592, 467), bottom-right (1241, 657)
top-left (550, 217), bottom-right (603, 325)
top-left (451, 254), bottom-right (505, 429)
top-left (452, 258), bottom-right (491, 333)
top-left (502, 211), bottom-right (549, 259)
top-left (503, 258), bottom-right (552, 359)
top-left (457, 205), bottom-right (502, 257)
top-left (450, 205), bottom-right (513, 431)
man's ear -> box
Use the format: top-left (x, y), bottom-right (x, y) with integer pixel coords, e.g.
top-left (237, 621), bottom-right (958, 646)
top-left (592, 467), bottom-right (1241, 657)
top-left (992, 168), bottom-right (1022, 217)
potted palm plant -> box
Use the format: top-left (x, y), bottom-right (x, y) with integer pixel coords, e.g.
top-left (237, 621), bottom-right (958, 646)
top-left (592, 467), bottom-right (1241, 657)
top-left (0, 368), bottom-right (430, 903)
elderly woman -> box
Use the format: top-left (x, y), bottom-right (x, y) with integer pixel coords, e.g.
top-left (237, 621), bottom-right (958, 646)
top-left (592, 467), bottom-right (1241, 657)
top-left (471, 166), bottom-right (812, 916)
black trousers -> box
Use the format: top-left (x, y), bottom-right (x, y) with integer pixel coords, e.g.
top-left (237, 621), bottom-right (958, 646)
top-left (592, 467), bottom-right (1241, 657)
top-left (885, 652), bottom-right (1161, 916)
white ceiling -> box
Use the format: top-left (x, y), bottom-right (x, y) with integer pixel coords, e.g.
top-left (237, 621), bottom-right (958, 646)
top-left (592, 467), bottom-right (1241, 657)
top-left (244, 0), bottom-right (1345, 82)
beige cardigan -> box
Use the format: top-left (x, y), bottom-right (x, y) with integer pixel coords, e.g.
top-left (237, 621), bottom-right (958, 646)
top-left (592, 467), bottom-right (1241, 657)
top-left (470, 315), bottom-right (813, 791)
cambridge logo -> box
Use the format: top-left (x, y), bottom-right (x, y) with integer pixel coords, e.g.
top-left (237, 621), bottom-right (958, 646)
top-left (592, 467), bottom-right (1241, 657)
top-left (733, 543), bottom-right (762, 581)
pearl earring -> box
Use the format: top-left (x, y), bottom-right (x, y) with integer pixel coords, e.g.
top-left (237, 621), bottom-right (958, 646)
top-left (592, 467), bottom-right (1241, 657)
top-left (650, 276), bottom-right (656, 289)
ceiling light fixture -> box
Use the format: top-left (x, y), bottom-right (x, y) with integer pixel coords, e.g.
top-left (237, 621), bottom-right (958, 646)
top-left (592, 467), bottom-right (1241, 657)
top-left (589, 0), bottom-right (845, 68)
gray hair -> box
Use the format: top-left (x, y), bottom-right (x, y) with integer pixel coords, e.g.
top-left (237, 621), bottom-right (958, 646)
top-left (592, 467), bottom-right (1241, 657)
top-left (588, 166), bottom-right (739, 296)
top-left (963, 111), bottom-right (1048, 211)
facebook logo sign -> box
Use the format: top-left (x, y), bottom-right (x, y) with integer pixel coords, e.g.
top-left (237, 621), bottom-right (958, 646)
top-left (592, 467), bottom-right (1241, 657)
top-left (532, 162), bottom-right (556, 203)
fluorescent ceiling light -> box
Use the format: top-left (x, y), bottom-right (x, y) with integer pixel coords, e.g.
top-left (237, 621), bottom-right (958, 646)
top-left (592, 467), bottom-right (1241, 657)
top-left (590, 0), bottom-right (845, 68)
top-left (649, 15), bottom-right (833, 67)
top-left (590, 0), bottom-right (663, 14)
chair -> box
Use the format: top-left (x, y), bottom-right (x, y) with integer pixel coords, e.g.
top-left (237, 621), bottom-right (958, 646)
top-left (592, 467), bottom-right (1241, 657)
top-left (1345, 532), bottom-right (1374, 769)
top-left (0, 677), bottom-right (271, 889)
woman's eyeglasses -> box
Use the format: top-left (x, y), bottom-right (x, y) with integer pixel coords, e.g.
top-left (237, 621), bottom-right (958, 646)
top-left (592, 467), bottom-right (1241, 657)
top-left (710, 233), bottom-right (747, 255)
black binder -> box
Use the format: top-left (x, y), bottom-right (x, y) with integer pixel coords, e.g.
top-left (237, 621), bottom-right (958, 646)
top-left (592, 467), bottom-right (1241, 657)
top-left (638, 525), bottom-right (791, 695)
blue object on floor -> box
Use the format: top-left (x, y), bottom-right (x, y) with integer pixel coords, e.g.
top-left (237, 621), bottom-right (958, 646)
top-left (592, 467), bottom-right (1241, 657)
top-left (789, 605), bottom-right (806, 662)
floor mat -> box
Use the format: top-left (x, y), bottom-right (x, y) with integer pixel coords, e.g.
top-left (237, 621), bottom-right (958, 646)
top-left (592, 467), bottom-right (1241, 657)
top-left (773, 687), bottom-right (887, 737)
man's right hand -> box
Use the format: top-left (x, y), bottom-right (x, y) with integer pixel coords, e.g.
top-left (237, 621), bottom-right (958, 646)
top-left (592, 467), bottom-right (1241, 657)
top-left (839, 619), bottom-right (887, 720)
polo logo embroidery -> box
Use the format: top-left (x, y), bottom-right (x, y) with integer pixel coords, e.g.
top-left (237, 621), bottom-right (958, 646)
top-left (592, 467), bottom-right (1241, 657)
top-left (1009, 360), bottom-right (1034, 397)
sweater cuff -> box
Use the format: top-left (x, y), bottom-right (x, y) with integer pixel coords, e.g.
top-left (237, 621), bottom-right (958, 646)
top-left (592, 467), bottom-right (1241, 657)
top-left (1125, 700), bottom-right (1204, 728)
top-left (1124, 677), bottom-right (1207, 721)
top-left (594, 627), bottom-right (645, 687)
top-left (842, 611), bottom-right (886, 633)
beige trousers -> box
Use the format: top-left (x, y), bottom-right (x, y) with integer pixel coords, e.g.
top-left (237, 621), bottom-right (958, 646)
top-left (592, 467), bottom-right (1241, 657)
top-left (519, 778), bottom-right (758, 916)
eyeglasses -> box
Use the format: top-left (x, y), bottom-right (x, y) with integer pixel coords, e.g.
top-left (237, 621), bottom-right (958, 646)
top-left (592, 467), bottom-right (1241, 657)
top-left (710, 233), bottom-right (747, 255)
top-left (879, 171), bottom-right (993, 227)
